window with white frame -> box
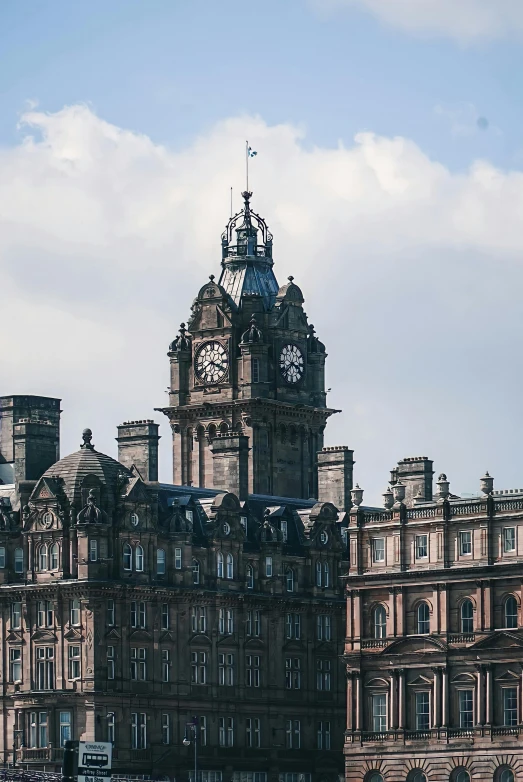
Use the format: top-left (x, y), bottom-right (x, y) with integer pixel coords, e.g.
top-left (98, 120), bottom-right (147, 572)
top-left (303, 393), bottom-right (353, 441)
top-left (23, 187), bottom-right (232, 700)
top-left (193, 559), bottom-right (200, 584)
top-left (130, 600), bottom-right (146, 629)
top-left (219, 716), bottom-right (234, 747)
top-left (217, 551), bottom-right (224, 578)
top-left (317, 614), bottom-right (332, 641)
top-left (157, 548), bottom-right (166, 575)
top-left (199, 715), bottom-right (207, 746)
top-left (265, 556), bottom-right (273, 577)
top-left (14, 547), bottom-right (23, 574)
top-left (135, 545), bottom-right (144, 571)
top-left (218, 653), bottom-right (235, 686)
top-left (161, 713), bottom-right (170, 744)
top-left (68, 646), bottom-right (81, 680)
top-left (130, 648), bottom-right (146, 680)
top-left (11, 601), bottom-right (22, 630)
top-left (191, 651), bottom-right (207, 684)
top-left (285, 658), bottom-right (301, 689)
top-left (10, 648), bottom-right (22, 682)
top-left (161, 649), bottom-right (170, 682)
top-left (70, 599), bottom-right (80, 626)
top-left (286, 567), bottom-right (295, 592)
top-left (503, 687), bottom-right (518, 726)
top-left (416, 534), bottom-right (428, 559)
top-left (246, 563), bottom-right (254, 589)
top-left (89, 539), bottom-right (98, 562)
top-left (285, 719), bottom-right (301, 749)
top-left (317, 720), bottom-right (331, 750)
top-left (372, 693), bottom-right (387, 732)
top-left (29, 711), bottom-right (48, 748)
top-left (415, 691), bottom-right (430, 730)
top-left (131, 712), bottom-right (146, 749)
top-left (417, 602), bottom-right (430, 634)
top-left (373, 605), bottom-right (386, 639)
top-left (373, 538), bottom-right (385, 563)
top-left (505, 596), bottom-right (518, 629)
top-left (460, 530), bottom-right (472, 556)
top-left (226, 552), bottom-right (234, 579)
top-left (174, 547), bottom-right (182, 569)
top-left (185, 509), bottom-right (194, 525)
top-left (461, 599), bottom-right (473, 633)
top-left (107, 712), bottom-right (115, 743)
top-left (59, 711), bottom-right (72, 747)
top-left (218, 608), bottom-right (234, 635)
top-left (316, 659), bottom-right (331, 691)
top-left (106, 599), bottom-right (115, 627)
top-left (240, 516), bottom-right (248, 534)
top-left (246, 655), bottom-right (260, 687)
top-left (36, 646), bottom-right (54, 690)
top-left (37, 600), bottom-right (53, 628)
top-left (246, 717), bottom-right (261, 748)
top-left (281, 520), bottom-right (288, 542)
top-left (191, 606), bottom-right (207, 633)
top-left (286, 613), bottom-right (301, 639)
top-left (504, 527), bottom-right (516, 553)
top-left (107, 646), bottom-right (115, 680)
top-left (0, 546), bottom-right (5, 568)
top-left (459, 689), bottom-right (474, 728)
top-left (246, 609), bottom-right (261, 637)
top-left (123, 543), bottom-right (132, 570)
top-left (161, 603), bottom-right (169, 630)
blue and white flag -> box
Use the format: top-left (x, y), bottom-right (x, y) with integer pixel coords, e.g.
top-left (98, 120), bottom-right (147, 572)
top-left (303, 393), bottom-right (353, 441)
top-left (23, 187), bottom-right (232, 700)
top-left (248, 146), bottom-right (257, 157)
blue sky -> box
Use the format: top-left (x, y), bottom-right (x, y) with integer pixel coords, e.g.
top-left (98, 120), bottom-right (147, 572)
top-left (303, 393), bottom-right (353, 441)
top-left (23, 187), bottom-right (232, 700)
top-left (2, 0), bottom-right (523, 502)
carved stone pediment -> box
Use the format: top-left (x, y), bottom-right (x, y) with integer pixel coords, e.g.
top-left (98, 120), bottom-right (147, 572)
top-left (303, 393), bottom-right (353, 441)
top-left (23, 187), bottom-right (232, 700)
top-left (383, 636), bottom-right (446, 655)
top-left (31, 629), bottom-right (57, 643)
top-left (471, 631), bottom-right (523, 650)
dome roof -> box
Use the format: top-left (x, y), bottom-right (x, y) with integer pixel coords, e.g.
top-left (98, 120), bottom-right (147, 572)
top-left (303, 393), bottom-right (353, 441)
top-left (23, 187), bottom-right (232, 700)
top-left (38, 429), bottom-right (130, 506)
top-left (276, 276), bottom-right (304, 304)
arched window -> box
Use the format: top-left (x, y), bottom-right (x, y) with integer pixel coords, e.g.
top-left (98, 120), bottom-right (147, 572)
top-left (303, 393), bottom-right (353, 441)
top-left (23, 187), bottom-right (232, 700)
top-left (505, 595), bottom-right (518, 628)
top-left (286, 568), bottom-right (295, 593)
top-left (135, 545), bottom-right (144, 572)
top-left (323, 561), bottom-right (330, 588)
top-left (226, 552), bottom-right (234, 579)
top-left (367, 774), bottom-right (384, 782)
top-left (461, 599), bottom-right (473, 633)
top-left (39, 544), bottom-right (48, 571)
top-left (217, 551), bottom-right (224, 578)
top-left (50, 543), bottom-right (59, 570)
top-left (373, 605), bottom-right (387, 639)
top-left (417, 602), bottom-right (430, 634)
top-left (192, 559), bottom-right (200, 585)
top-left (408, 772), bottom-right (427, 782)
top-left (316, 560), bottom-right (322, 587)
top-left (14, 548), bottom-right (23, 574)
top-left (123, 543), bottom-right (132, 571)
top-left (246, 563), bottom-right (254, 590)
top-left (453, 770), bottom-right (470, 782)
top-left (499, 769), bottom-right (515, 782)
top-left (156, 549), bottom-right (166, 575)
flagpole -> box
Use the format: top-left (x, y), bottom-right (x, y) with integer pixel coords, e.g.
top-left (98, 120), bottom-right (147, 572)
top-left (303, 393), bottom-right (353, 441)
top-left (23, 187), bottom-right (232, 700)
top-left (230, 187), bottom-right (233, 218)
top-left (246, 140), bottom-right (249, 192)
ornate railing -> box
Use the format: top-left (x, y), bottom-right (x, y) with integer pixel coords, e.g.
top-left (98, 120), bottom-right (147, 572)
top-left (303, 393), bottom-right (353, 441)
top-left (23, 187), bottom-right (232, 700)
top-left (407, 508), bottom-right (437, 519)
top-left (361, 639), bottom-right (390, 649)
top-left (447, 729), bottom-right (474, 738)
top-left (448, 633), bottom-right (476, 644)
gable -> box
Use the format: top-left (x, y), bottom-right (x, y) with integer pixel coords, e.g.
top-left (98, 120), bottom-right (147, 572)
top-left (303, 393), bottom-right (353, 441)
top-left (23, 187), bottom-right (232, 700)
top-left (408, 675), bottom-right (433, 686)
top-left (495, 670), bottom-right (521, 682)
top-left (451, 673), bottom-right (476, 684)
top-left (105, 628), bottom-right (121, 641)
top-left (64, 627), bottom-right (84, 641)
top-left (384, 636), bottom-right (446, 655)
top-left (471, 631), bottom-right (523, 650)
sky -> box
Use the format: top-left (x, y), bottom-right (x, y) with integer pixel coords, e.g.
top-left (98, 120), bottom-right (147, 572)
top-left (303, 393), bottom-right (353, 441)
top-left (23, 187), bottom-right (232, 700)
top-left (2, 0), bottom-right (523, 504)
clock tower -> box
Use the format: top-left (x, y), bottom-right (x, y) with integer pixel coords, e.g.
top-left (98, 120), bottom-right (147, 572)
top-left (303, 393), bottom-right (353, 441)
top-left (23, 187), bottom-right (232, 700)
top-left (157, 191), bottom-right (337, 499)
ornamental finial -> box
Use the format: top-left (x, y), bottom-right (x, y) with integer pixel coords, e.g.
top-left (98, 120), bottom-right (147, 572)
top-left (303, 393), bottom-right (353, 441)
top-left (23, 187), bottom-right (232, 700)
top-left (81, 428), bottom-right (94, 449)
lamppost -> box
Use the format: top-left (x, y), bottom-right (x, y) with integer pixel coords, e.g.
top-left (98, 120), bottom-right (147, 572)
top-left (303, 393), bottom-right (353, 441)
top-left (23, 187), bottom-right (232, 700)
top-left (183, 717), bottom-right (198, 782)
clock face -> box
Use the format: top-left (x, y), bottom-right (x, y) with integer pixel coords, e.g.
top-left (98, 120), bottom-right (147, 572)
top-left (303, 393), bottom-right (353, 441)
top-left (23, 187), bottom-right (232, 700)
top-left (195, 341), bottom-right (229, 384)
top-left (279, 343), bottom-right (305, 384)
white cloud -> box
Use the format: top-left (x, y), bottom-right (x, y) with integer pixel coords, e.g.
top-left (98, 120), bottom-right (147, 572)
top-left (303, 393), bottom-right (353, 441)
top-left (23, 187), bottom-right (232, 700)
top-left (315, 0), bottom-right (523, 42)
top-left (2, 104), bottom-right (523, 502)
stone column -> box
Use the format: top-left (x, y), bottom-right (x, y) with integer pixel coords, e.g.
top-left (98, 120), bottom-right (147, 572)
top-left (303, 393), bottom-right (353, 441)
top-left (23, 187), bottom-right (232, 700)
top-left (397, 587), bottom-right (405, 636)
top-left (442, 667), bottom-right (448, 727)
top-left (485, 664), bottom-right (492, 724)
top-left (484, 581), bottom-right (492, 631)
top-left (440, 585), bottom-right (448, 634)
top-left (389, 588), bottom-right (396, 637)
top-left (398, 669), bottom-right (405, 729)
top-left (476, 666), bottom-right (484, 725)
top-left (346, 671), bottom-right (353, 731)
top-left (476, 581), bottom-right (484, 631)
top-left (390, 672), bottom-right (397, 729)
top-left (355, 672), bottom-right (362, 731)
top-left (353, 590), bottom-right (362, 640)
top-left (432, 584), bottom-right (440, 634)
top-left (432, 668), bottom-right (440, 728)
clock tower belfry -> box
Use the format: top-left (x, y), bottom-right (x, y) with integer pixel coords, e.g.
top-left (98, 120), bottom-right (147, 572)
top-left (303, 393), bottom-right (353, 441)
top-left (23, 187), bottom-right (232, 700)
top-left (157, 191), bottom-right (338, 499)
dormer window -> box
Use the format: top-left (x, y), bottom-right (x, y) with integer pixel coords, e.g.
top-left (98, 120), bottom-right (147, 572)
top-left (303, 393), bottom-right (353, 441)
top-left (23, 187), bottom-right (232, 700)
top-left (281, 520), bottom-right (288, 542)
top-left (38, 544), bottom-right (48, 571)
top-left (89, 540), bottom-right (98, 562)
top-left (50, 543), bottom-right (59, 570)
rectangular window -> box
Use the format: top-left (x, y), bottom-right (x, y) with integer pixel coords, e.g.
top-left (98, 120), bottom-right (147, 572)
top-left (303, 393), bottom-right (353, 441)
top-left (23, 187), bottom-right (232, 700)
top-left (317, 720), bottom-right (331, 750)
top-left (265, 556), bottom-right (273, 577)
top-left (161, 713), bottom-right (170, 745)
top-left (0, 546), bottom-right (6, 568)
top-left (199, 716), bottom-right (207, 746)
top-left (285, 719), bottom-right (301, 749)
top-left (69, 599), bottom-right (80, 626)
top-left (185, 509), bottom-right (194, 524)
top-left (218, 608), bottom-right (234, 634)
top-left (504, 527), bottom-right (516, 553)
top-left (240, 516), bottom-right (248, 534)
top-left (316, 614), bottom-right (332, 641)
top-left (218, 653), bottom-right (235, 686)
top-left (107, 646), bottom-right (115, 680)
top-left (286, 613), bottom-right (301, 640)
top-left (246, 717), bottom-right (261, 748)
top-left (106, 599), bottom-right (115, 627)
top-left (161, 603), bottom-right (169, 630)
top-left (10, 648), bottom-right (22, 683)
top-left (68, 646), bottom-right (81, 680)
top-left (281, 520), bottom-right (288, 542)
top-left (162, 649), bottom-right (170, 682)
top-left (416, 534), bottom-right (428, 559)
top-left (59, 711), bottom-right (72, 747)
top-left (246, 609), bottom-right (261, 637)
top-left (285, 658), bottom-right (301, 689)
top-left (174, 547), bottom-right (182, 569)
top-left (504, 687), bottom-right (518, 726)
top-left (37, 600), bottom-right (53, 628)
top-left (219, 716), bottom-right (234, 747)
top-left (459, 689), bottom-right (474, 728)
top-left (252, 358), bottom-right (260, 384)
top-left (372, 693), bottom-right (387, 732)
top-left (36, 646), bottom-right (54, 690)
top-left (191, 651), bottom-right (207, 684)
top-left (130, 601), bottom-right (146, 629)
top-left (373, 538), bottom-right (385, 563)
top-left (38, 712), bottom-right (48, 748)
top-left (460, 531), bottom-right (472, 556)
top-left (246, 655), bottom-right (260, 688)
top-left (316, 659), bottom-right (331, 691)
top-left (130, 648), bottom-right (146, 681)
top-left (415, 691), bottom-right (430, 730)
top-left (191, 606), bottom-right (206, 633)
top-left (89, 539), bottom-right (98, 562)
top-left (131, 712), bottom-right (146, 749)
top-left (11, 601), bottom-right (22, 630)
top-left (107, 712), bottom-right (115, 744)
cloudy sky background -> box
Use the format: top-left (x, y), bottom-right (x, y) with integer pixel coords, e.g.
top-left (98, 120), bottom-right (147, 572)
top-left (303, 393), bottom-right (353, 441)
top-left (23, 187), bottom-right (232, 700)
top-left (2, 0), bottom-right (523, 503)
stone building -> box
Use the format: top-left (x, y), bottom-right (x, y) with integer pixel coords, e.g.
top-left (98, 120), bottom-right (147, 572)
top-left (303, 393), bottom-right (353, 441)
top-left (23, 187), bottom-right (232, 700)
top-left (344, 458), bottom-right (522, 782)
top-left (0, 192), bottom-right (350, 782)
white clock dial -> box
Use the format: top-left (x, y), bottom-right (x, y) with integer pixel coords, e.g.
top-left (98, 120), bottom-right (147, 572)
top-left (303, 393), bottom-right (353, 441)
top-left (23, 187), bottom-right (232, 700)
top-left (195, 341), bottom-right (229, 384)
top-left (279, 343), bottom-right (304, 384)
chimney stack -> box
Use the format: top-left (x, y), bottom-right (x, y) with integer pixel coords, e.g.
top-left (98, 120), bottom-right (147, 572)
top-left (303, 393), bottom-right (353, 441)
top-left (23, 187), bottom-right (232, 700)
top-left (117, 420), bottom-right (160, 481)
top-left (390, 456), bottom-right (434, 506)
top-left (317, 446), bottom-right (354, 511)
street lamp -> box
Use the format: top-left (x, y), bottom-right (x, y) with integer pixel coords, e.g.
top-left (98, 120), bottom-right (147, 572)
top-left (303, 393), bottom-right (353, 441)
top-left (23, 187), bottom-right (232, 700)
top-left (183, 718), bottom-right (198, 782)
